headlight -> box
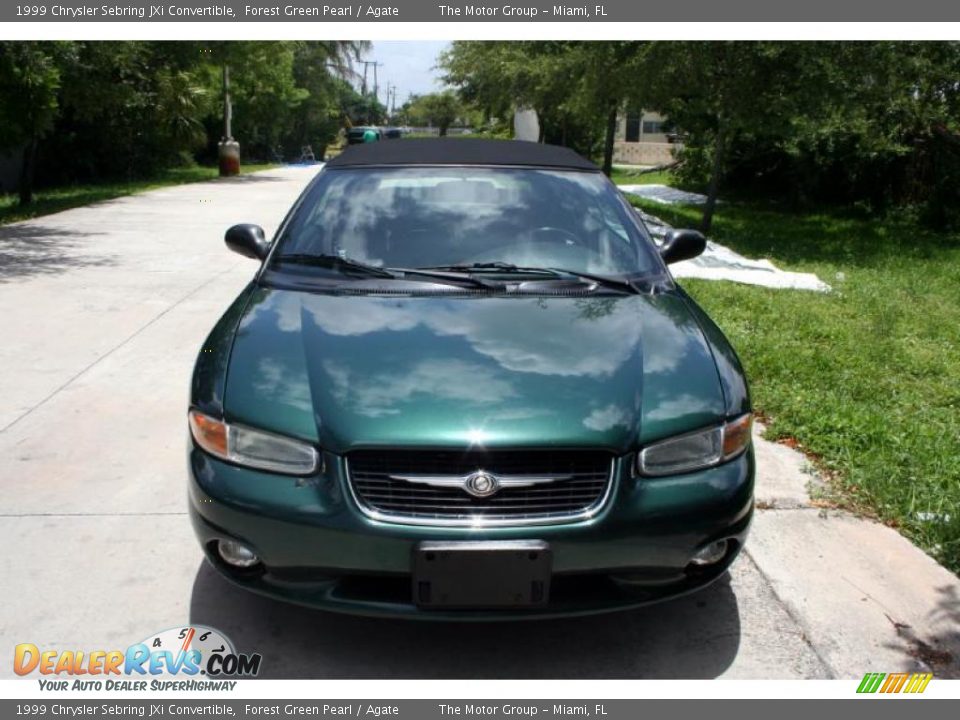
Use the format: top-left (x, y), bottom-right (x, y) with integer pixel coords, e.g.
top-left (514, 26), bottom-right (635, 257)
top-left (189, 409), bottom-right (319, 476)
top-left (639, 413), bottom-right (752, 477)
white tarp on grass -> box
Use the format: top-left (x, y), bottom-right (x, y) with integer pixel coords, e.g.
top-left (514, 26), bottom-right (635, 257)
top-left (619, 183), bottom-right (714, 206)
top-left (621, 185), bottom-right (832, 293)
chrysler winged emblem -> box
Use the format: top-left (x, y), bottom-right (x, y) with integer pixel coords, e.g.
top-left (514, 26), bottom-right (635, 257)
top-left (463, 470), bottom-right (499, 498)
top-left (389, 469), bottom-right (568, 498)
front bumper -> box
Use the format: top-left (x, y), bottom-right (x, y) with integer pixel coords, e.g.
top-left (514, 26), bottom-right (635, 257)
top-left (188, 446), bottom-right (754, 620)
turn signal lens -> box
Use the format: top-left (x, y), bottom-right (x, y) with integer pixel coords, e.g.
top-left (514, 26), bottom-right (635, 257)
top-left (722, 413), bottom-right (752, 460)
top-left (189, 410), bottom-right (228, 458)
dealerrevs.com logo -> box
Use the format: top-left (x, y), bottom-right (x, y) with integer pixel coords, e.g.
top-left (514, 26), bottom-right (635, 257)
top-left (14, 626), bottom-right (261, 691)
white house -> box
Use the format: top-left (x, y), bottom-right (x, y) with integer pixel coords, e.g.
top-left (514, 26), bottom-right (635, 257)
top-left (613, 110), bottom-right (676, 167)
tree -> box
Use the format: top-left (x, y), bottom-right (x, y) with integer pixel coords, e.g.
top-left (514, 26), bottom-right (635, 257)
top-left (49, 42), bottom-right (212, 180)
top-left (0, 40), bottom-right (372, 189)
top-left (637, 42), bottom-right (803, 232)
top-left (341, 83), bottom-right (387, 127)
top-left (566, 42), bottom-right (645, 176)
top-left (230, 41), bottom-right (370, 158)
top-left (633, 42), bottom-right (960, 229)
top-left (202, 42), bottom-right (307, 160)
top-left (5, 40), bottom-right (958, 229)
top-left (0, 42), bottom-right (72, 204)
top-left (442, 42), bottom-right (582, 148)
top-left (425, 92), bottom-right (461, 135)
top-left (284, 42), bottom-right (370, 159)
top-left (780, 42), bottom-right (960, 223)
top-left (398, 91), bottom-right (463, 135)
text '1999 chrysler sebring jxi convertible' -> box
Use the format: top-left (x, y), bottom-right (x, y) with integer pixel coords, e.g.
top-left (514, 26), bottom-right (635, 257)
top-left (188, 139), bottom-right (754, 619)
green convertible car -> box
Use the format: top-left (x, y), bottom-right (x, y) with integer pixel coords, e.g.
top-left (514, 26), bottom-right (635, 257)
top-left (188, 139), bottom-right (754, 619)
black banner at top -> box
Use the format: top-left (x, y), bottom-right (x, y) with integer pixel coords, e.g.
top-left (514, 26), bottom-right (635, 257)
top-left (3, 0), bottom-right (960, 22)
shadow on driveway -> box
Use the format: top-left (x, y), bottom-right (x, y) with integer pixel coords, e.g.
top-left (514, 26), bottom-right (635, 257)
top-left (883, 583), bottom-right (960, 679)
top-left (0, 224), bottom-right (114, 283)
top-left (217, 174), bottom-right (298, 185)
top-left (189, 561), bottom-right (741, 679)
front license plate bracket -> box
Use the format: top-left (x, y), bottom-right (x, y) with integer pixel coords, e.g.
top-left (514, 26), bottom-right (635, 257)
top-left (412, 540), bottom-right (552, 609)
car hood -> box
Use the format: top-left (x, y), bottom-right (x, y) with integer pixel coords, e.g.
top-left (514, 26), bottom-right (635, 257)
top-left (223, 288), bottom-right (726, 454)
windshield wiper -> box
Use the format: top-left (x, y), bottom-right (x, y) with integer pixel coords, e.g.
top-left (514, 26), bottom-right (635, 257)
top-left (546, 268), bottom-right (640, 294)
top-left (274, 254), bottom-right (493, 289)
top-left (419, 262), bottom-right (639, 293)
top-left (393, 268), bottom-right (496, 289)
top-left (274, 253), bottom-right (399, 279)
top-left (420, 262), bottom-right (560, 277)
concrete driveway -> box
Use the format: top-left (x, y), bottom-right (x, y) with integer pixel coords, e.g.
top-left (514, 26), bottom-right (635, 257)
top-left (1, 166), bottom-right (957, 679)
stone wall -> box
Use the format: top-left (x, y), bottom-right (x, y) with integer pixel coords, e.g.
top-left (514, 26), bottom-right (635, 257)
top-left (613, 141), bottom-right (676, 167)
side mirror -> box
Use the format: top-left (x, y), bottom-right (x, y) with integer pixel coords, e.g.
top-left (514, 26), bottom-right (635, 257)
top-left (659, 229), bottom-right (706, 265)
top-left (225, 224), bottom-right (270, 260)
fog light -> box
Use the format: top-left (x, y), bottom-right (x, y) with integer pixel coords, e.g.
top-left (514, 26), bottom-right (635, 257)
top-left (690, 540), bottom-right (728, 566)
top-left (217, 539), bottom-right (260, 568)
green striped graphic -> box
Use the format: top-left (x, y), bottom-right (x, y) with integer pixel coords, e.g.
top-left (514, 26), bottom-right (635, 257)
top-left (857, 672), bottom-right (886, 693)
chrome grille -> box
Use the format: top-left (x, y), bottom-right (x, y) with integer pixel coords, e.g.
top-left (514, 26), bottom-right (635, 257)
top-left (347, 450), bottom-right (614, 526)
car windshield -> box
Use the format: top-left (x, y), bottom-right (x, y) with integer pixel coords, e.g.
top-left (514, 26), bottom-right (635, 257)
top-left (271, 167), bottom-right (661, 279)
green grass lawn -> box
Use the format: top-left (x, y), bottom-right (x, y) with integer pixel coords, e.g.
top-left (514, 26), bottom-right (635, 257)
top-left (0, 163), bottom-right (279, 226)
top-left (623, 192), bottom-right (960, 573)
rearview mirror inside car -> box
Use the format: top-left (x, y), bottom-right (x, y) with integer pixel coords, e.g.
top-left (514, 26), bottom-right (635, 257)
top-left (225, 224), bottom-right (270, 260)
top-left (659, 229), bottom-right (707, 265)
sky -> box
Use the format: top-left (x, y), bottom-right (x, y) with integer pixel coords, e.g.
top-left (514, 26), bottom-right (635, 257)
top-left (365, 41), bottom-right (451, 110)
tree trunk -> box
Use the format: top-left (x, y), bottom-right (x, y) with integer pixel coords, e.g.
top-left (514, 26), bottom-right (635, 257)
top-left (700, 124), bottom-right (728, 234)
top-left (18, 136), bottom-right (37, 206)
top-left (601, 106), bottom-right (618, 177)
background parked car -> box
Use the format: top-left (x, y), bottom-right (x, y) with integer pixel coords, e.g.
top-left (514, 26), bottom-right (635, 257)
top-left (346, 127), bottom-right (382, 144)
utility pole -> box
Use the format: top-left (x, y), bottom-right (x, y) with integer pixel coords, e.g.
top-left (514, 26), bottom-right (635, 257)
top-left (359, 60), bottom-right (383, 98)
top-left (223, 64), bottom-right (232, 140)
top-left (358, 60), bottom-right (384, 123)
top-left (384, 84), bottom-right (397, 118)
top-left (218, 63), bottom-right (240, 176)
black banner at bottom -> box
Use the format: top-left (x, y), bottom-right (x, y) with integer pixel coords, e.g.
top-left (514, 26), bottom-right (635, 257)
top-left (1, 700), bottom-right (955, 720)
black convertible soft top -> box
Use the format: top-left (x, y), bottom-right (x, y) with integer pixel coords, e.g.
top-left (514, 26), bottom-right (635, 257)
top-left (325, 138), bottom-right (599, 171)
